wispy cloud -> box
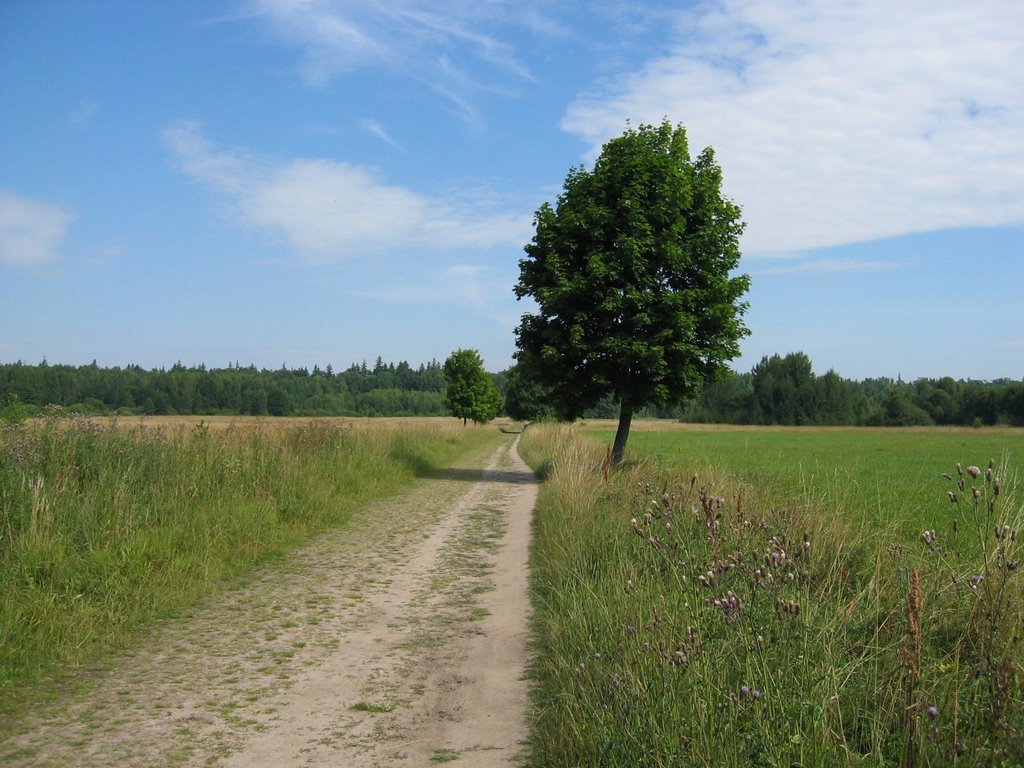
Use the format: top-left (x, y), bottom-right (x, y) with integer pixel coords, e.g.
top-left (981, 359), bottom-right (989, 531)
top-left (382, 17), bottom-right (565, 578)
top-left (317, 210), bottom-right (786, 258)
top-left (164, 120), bottom-right (530, 261)
top-left (71, 100), bottom-right (99, 128)
top-left (562, 0), bottom-right (1024, 256)
top-left (756, 257), bottom-right (896, 276)
top-left (244, 0), bottom-right (545, 122)
top-left (0, 189), bottom-right (74, 267)
top-left (360, 118), bottom-right (401, 149)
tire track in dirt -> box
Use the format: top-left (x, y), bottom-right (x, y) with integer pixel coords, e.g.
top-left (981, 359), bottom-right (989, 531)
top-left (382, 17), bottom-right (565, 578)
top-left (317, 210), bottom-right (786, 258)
top-left (1, 434), bottom-right (537, 767)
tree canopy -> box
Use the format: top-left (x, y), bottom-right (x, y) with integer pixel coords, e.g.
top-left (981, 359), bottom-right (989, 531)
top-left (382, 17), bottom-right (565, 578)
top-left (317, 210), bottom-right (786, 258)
top-left (443, 349), bottom-right (502, 426)
top-left (514, 119), bottom-right (750, 462)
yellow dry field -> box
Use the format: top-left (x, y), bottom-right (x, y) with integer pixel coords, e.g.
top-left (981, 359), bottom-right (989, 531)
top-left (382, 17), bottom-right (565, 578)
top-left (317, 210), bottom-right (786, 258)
top-left (85, 414), bottom-right (520, 434)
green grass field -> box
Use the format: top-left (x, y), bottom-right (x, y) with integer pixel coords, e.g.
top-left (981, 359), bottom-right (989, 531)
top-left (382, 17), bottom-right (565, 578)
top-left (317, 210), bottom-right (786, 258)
top-left (523, 423), bottom-right (1024, 767)
top-left (588, 424), bottom-right (1024, 543)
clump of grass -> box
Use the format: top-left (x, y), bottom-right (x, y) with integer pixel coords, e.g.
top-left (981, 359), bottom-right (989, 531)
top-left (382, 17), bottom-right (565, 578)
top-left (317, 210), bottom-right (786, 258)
top-left (430, 748), bottom-right (460, 763)
top-left (522, 424), bottom-right (1023, 766)
top-left (0, 416), bottom-right (497, 716)
top-left (350, 700), bottom-right (396, 713)
top-left (906, 459), bottom-right (1024, 765)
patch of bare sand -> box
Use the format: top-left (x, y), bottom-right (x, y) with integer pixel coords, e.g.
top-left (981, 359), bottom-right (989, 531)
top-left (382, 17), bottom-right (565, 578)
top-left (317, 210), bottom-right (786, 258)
top-left (1, 435), bottom-right (537, 767)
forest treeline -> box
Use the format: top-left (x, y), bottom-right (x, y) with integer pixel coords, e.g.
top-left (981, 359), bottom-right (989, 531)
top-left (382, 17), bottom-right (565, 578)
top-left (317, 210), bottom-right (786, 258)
top-left (674, 352), bottom-right (1024, 427)
top-left (2, 352), bottom-right (1022, 426)
top-left (0, 358), bottom-right (463, 418)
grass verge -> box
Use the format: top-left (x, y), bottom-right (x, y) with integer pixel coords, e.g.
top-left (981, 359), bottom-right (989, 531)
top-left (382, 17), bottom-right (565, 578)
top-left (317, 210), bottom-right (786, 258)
top-left (0, 415), bottom-right (498, 717)
top-left (522, 423), bottom-right (1024, 767)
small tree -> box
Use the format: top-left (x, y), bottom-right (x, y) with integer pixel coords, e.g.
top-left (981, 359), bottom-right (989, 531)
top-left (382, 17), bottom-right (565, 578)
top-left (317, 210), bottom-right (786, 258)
top-left (514, 119), bottom-right (750, 463)
top-left (443, 349), bottom-right (501, 426)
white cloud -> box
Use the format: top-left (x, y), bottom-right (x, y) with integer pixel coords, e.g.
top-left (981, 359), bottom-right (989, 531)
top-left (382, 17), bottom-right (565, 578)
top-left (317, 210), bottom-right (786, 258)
top-left (0, 189), bottom-right (74, 266)
top-left (164, 120), bottom-right (530, 260)
top-left (562, 0), bottom-right (1024, 255)
top-left (244, 0), bottom-right (542, 121)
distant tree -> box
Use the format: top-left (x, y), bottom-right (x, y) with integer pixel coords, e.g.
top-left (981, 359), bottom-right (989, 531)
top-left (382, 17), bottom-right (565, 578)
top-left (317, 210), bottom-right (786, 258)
top-left (751, 352), bottom-right (816, 425)
top-left (813, 369), bottom-right (854, 425)
top-left (503, 363), bottom-right (557, 422)
top-left (443, 349), bottom-right (501, 426)
top-left (683, 372), bottom-right (753, 424)
top-left (514, 120), bottom-right (750, 463)
top-left (884, 390), bottom-right (933, 426)
top-left (266, 386), bottom-right (291, 417)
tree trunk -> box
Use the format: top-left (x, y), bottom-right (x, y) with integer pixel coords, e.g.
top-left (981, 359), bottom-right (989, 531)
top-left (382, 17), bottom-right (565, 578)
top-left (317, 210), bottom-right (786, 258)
top-left (611, 403), bottom-right (633, 465)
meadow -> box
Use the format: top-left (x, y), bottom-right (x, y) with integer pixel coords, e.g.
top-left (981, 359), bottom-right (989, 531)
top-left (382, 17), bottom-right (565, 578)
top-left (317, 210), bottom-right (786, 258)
top-left (0, 414), bottom-right (501, 717)
top-left (521, 423), bottom-right (1024, 767)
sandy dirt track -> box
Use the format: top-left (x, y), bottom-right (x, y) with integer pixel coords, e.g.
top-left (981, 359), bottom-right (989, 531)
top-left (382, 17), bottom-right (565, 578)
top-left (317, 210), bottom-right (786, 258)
top-left (2, 434), bottom-right (537, 767)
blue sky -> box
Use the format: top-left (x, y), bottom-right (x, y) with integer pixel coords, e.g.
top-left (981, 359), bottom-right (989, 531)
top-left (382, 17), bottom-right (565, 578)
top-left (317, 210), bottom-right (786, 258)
top-left (2, 0), bottom-right (1022, 381)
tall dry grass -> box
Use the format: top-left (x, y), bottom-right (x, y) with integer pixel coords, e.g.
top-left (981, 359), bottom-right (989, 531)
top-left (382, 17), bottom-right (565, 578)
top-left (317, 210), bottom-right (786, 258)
top-left (0, 415), bottom-right (495, 715)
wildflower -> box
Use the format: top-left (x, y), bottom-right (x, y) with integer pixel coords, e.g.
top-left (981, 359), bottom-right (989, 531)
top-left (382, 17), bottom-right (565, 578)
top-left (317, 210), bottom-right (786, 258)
top-left (968, 574), bottom-right (983, 591)
top-left (948, 491), bottom-right (958, 504)
top-left (966, 466), bottom-right (981, 479)
top-left (741, 685), bottom-right (750, 696)
top-left (713, 591), bottom-right (742, 621)
top-left (752, 689), bottom-right (762, 699)
top-left (927, 705), bottom-right (939, 719)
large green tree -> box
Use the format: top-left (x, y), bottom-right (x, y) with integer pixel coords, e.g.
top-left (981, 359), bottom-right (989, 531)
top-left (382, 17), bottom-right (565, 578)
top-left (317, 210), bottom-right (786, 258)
top-left (514, 120), bottom-right (750, 463)
top-left (443, 349), bottom-right (502, 426)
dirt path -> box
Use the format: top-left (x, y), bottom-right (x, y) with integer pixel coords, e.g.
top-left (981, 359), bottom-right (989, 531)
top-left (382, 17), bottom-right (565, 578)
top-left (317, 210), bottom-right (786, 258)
top-left (2, 434), bottom-right (538, 767)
